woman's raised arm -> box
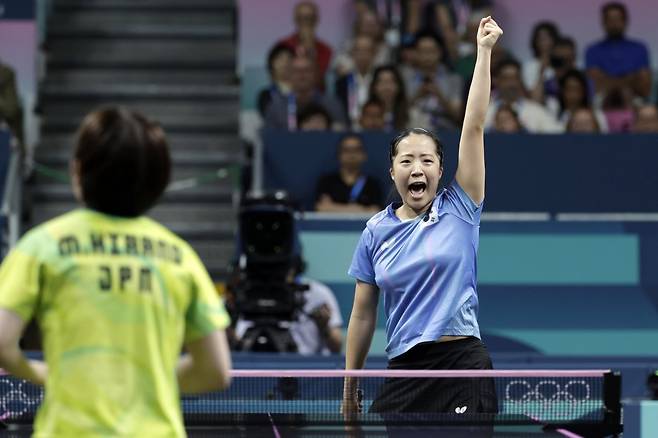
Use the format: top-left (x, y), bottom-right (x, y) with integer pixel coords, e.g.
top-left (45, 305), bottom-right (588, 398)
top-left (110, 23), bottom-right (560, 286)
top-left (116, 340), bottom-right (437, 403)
top-left (456, 17), bottom-right (503, 205)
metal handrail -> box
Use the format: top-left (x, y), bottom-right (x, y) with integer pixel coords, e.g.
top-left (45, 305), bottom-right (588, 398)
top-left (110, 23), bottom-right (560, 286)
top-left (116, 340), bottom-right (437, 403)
top-left (250, 132), bottom-right (264, 198)
top-left (1, 152), bottom-right (20, 216)
top-left (1, 148), bottom-right (23, 250)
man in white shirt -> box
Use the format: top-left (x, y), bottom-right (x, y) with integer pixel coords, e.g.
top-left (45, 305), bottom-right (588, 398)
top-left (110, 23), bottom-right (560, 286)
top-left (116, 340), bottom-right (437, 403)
top-left (335, 35), bottom-right (377, 128)
top-left (405, 31), bottom-right (464, 130)
top-left (287, 277), bottom-right (343, 355)
top-left (485, 58), bottom-right (562, 133)
top-left (235, 257), bottom-right (343, 355)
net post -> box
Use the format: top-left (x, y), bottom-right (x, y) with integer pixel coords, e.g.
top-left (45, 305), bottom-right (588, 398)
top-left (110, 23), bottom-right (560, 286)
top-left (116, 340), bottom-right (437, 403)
top-left (603, 370), bottom-right (623, 435)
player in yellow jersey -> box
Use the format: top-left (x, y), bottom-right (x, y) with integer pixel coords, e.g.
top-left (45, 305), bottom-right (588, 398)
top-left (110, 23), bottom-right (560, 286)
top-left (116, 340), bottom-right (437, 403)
top-left (0, 107), bottom-right (232, 436)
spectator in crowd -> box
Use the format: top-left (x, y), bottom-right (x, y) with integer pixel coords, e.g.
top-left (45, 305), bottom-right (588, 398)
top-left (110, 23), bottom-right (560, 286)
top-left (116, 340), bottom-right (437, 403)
top-left (353, 0), bottom-right (372, 17)
top-left (277, 1), bottom-right (333, 90)
top-left (405, 31), bottom-right (463, 130)
top-left (485, 58), bottom-right (562, 133)
top-left (522, 21), bottom-right (560, 96)
top-left (257, 44), bottom-right (294, 117)
top-left (369, 65), bottom-right (410, 130)
top-left (423, 1), bottom-right (460, 63)
top-left (354, 0), bottom-right (408, 41)
top-left (441, 1), bottom-right (494, 33)
top-left (315, 133), bottom-right (382, 213)
top-left (234, 254), bottom-right (343, 355)
top-left (539, 37), bottom-right (580, 106)
top-left (453, 15), bottom-right (480, 84)
top-left (396, 38), bottom-right (418, 87)
top-left (264, 55), bottom-right (347, 130)
top-left (335, 7), bottom-right (393, 77)
top-left (556, 69), bottom-right (608, 132)
top-left (297, 103), bottom-right (333, 131)
top-left (566, 108), bottom-right (601, 133)
top-left (0, 60), bottom-right (23, 146)
top-left (523, 22), bottom-right (563, 105)
top-left (402, 0), bottom-right (493, 63)
top-left (399, 0), bottom-right (425, 46)
top-left (492, 104), bottom-right (524, 133)
top-left (632, 103), bottom-right (658, 133)
top-left (358, 97), bottom-right (387, 131)
top-left (335, 35), bottom-right (377, 128)
top-left (601, 86), bottom-right (634, 132)
top-left (585, 2), bottom-right (651, 100)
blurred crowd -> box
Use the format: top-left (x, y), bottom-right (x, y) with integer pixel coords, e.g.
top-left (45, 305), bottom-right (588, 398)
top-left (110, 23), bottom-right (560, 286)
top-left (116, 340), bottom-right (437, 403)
top-left (0, 59), bottom-right (23, 148)
top-left (256, 0), bottom-right (658, 135)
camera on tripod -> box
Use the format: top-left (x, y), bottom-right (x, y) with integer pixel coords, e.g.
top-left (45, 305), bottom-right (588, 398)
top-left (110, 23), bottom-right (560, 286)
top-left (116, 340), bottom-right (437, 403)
top-left (233, 192), bottom-right (307, 352)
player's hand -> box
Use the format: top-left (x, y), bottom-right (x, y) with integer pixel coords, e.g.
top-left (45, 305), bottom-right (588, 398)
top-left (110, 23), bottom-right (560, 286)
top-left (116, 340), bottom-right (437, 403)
top-left (477, 16), bottom-right (503, 50)
top-left (342, 380), bottom-right (364, 436)
top-left (341, 388), bottom-right (363, 417)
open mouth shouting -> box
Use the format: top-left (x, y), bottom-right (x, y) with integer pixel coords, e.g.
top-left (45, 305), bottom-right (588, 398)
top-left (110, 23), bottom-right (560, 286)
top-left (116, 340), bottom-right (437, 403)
top-left (408, 181), bottom-right (427, 199)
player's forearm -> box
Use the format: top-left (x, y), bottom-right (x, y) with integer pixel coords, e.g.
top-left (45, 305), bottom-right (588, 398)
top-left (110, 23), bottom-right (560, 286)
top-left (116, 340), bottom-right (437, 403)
top-left (0, 346), bottom-right (46, 386)
top-left (178, 331), bottom-right (232, 394)
top-left (176, 354), bottom-right (230, 394)
top-left (176, 354), bottom-right (201, 393)
top-left (343, 316), bottom-right (374, 398)
top-left (462, 46), bottom-right (492, 133)
top-left (456, 46), bottom-right (491, 203)
top-left (345, 313), bottom-right (375, 370)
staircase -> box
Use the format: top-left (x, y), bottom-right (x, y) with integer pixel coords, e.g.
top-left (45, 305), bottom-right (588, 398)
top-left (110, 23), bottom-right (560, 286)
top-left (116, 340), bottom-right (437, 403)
top-left (32, 0), bottom-right (241, 279)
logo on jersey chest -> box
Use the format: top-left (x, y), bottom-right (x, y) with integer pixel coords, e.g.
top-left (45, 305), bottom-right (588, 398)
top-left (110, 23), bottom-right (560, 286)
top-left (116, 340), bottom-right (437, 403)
top-left (381, 237), bottom-right (397, 250)
top-left (421, 208), bottom-right (439, 226)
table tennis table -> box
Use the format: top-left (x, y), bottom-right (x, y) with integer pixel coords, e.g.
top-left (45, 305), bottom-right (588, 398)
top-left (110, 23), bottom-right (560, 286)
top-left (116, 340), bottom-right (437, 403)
top-left (1, 369), bottom-right (622, 437)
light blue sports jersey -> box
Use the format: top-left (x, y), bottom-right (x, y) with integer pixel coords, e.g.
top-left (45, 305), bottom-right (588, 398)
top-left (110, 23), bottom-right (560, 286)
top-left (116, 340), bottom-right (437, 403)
top-left (348, 180), bottom-right (482, 358)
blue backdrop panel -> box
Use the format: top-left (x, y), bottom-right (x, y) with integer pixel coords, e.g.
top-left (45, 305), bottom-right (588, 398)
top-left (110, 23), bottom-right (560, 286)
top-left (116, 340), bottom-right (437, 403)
top-left (264, 131), bottom-right (658, 213)
top-left (0, 0), bottom-right (35, 19)
top-left (264, 130), bottom-right (396, 211)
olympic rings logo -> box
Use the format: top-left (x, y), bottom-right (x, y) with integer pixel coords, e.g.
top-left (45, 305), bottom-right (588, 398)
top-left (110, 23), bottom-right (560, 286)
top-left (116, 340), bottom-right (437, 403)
top-left (504, 379), bottom-right (592, 404)
top-left (0, 378), bottom-right (43, 419)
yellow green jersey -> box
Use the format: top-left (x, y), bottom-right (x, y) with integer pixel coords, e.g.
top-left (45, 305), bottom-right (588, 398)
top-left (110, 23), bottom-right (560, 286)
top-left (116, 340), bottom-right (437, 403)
top-left (0, 209), bottom-right (230, 437)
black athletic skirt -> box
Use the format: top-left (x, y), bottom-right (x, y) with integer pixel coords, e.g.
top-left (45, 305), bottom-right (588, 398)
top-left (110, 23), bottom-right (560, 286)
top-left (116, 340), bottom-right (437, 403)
top-left (369, 337), bottom-right (499, 414)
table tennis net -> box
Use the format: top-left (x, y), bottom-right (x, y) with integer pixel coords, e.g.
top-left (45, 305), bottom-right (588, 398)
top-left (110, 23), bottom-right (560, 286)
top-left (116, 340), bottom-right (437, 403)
top-left (0, 369), bottom-right (620, 428)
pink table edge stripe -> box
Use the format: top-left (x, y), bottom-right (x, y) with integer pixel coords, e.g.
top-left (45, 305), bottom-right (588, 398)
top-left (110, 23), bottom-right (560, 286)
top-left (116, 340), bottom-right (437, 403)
top-left (0, 368), bottom-right (611, 378)
top-left (229, 369), bottom-right (611, 378)
top-left (556, 428), bottom-right (585, 438)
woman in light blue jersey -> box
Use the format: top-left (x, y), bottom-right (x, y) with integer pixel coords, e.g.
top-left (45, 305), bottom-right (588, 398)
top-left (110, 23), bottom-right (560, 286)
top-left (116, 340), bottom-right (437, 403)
top-left (344, 17), bottom-right (503, 416)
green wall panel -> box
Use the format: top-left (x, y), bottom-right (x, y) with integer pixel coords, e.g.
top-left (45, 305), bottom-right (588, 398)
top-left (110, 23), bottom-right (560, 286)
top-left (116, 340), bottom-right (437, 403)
top-left (302, 232), bottom-right (639, 285)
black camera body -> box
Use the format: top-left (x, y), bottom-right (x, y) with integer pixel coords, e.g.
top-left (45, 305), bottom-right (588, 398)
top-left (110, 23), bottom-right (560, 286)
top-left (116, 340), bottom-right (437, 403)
top-left (233, 193), bottom-right (306, 352)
